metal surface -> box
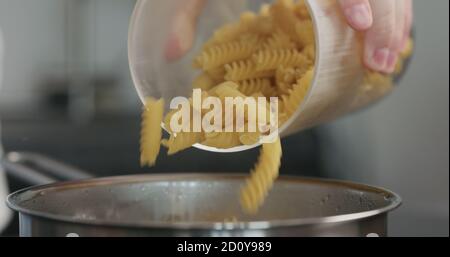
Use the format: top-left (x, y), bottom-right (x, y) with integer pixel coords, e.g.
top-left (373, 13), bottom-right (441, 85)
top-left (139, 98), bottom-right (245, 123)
top-left (2, 152), bottom-right (93, 185)
top-left (8, 174), bottom-right (401, 237)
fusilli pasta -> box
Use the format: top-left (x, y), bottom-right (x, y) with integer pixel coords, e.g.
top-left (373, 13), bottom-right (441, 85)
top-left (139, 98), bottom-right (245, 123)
top-left (202, 132), bottom-right (241, 149)
top-left (225, 60), bottom-right (274, 81)
top-left (281, 68), bottom-right (314, 116)
top-left (166, 132), bottom-right (205, 155)
top-left (239, 131), bottom-right (261, 146)
top-left (240, 137), bottom-right (282, 214)
top-left (237, 78), bottom-right (275, 97)
top-left (261, 30), bottom-right (296, 50)
top-left (295, 20), bottom-right (315, 47)
top-left (252, 49), bottom-right (311, 71)
top-left (140, 98), bottom-right (165, 167)
top-left (271, 0), bottom-right (298, 37)
top-left (196, 39), bottom-right (260, 70)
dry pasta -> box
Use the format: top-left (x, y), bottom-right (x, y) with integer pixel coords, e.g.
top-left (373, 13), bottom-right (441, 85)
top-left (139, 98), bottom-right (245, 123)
top-left (140, 98), bottom-right (164, 167)
top-left (271, 0), bottom-right (299, 37)
top-left (166, 132), bottom-right (205, 155)
top-left (240, 137), bottom-right (282, 214)
top-left (295, 20), bottom-right (315, 47)
top-left (225, 60), bottom-right (274, 81)
top-left (239, 131), bottom-right (261, 146)
top-left (261, 30), bottom-right (296, 50)
top-left (281, 68), bottom-right (314, 116)
top-left (252, 49), bottom-right (311, 71)
top-left (237, 79), bottom-right (275, 97)
top-left (195, 40), bottom-right (260, 70)
top-left (202, 132), bottom-right (242, 149)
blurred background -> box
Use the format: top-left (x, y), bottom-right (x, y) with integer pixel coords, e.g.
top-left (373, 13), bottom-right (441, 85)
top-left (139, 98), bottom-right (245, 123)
top-left (0, 0), bottom-right (448, 236)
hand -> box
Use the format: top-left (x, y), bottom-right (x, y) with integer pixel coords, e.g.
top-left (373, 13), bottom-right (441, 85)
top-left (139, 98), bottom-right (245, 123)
top-left (165, 0), bottom-right (413, 74)
top-left (339, 0), bottom-right (413, 73)
top-left (164, 0), bottom-right (206, 62)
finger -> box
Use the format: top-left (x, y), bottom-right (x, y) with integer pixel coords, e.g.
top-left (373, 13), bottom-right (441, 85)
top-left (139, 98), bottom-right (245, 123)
top-left (379, 0), bottom-right (407, 72)
top-left (164, 0), bottom-right (206, 62)
top-left (401, 0), bottom-right (413, 50)
top-left (364, 0), bottom-right (398, 73)
top-left (338, 0), bottom-right (373, 31)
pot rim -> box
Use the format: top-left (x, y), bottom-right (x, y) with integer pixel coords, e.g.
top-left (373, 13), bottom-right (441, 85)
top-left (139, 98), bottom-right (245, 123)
top-left (6, 174), bottom-right (402, 230)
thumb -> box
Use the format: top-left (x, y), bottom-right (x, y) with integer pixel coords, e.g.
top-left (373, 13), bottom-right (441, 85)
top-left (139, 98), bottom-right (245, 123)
top-left (164, 0), bottom-right (206, 62)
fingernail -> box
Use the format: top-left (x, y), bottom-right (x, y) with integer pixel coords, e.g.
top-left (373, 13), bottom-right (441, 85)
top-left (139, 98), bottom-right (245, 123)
top-left (369, 48), bottom-right (390, 71)
top-left (386, 51), bottom-right (398, 73)
top-left (345, 4), bottom-right (373, 30)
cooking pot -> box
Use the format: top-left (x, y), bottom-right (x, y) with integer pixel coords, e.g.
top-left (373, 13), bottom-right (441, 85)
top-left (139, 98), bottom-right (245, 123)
top-left (4, 152), bottom-right (401, 237)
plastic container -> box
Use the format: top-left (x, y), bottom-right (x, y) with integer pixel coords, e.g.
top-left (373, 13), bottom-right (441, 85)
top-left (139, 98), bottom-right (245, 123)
top-left (128, 0), bottom-right (409, 152)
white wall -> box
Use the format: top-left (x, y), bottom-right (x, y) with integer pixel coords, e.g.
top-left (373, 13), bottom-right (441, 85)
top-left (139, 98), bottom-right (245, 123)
top-left (0, 0), bottom-right (137, 112)
top-left (0, 0), bottom-right (67, 107)
top-left (323, 0), bottom-right (449, 236)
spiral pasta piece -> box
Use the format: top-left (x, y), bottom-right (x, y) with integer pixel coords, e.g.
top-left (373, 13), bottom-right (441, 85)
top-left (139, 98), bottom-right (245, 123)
top-left (238, 79), bottom-right (276, 97)
top-left (196, 40), bottom-right (259, 70)
top-left (166, 132), bottom-right (205, 155)
top-left (294, 0), bottom-right (311, 20)
top-left (261, 30), bottom-right (296, 50)
top-left (202, 132), bottom-right (241, 149)
top-left (276, 66), bottom-right (296, 83)
top-left (295, 20), bottom-right (315, 47)
top-left (270, 0), bottom-right (298, 37)
top-left (252, 49), bottom-right (311, 71)
top-left (302, 44), bottom-right (316, 61)
top-left (140, 98), bottom-right (165, 167)
top-left (205, 12), bottom-right (259, 48)
top-left (240, 137), bottom-right (282, 214)
top-left (281, 68), bottom-right (314, 115)
top-left (215, 82), bottom-right (272, 130)
top-left (277, 81), bottom-right (294, 96)
top-left (225, 60), bottom-right (274, 81)
top-left (240, 11), bottom-right (258, 28)
top-left (239, 131), bottom-right (261, 146)
top-left (254, 16), bottom-right (276, 36)
top-left (239, 12), bottom-right (274, 37)
top-left (211, 23), bottom-right (247, 45)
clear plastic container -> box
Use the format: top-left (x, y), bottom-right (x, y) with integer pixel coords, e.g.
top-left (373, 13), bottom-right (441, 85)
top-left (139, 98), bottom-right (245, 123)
top-left (128, 0), bottom-right (409, 152)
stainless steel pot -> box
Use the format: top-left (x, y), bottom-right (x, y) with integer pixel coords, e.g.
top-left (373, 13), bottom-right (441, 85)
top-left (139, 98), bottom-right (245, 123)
top-left (4, 152), bottom-right (401, 237)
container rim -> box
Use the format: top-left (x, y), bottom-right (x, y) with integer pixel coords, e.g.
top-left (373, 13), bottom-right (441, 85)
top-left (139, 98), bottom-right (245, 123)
top-left (7, 174), bottom-right (402, 230)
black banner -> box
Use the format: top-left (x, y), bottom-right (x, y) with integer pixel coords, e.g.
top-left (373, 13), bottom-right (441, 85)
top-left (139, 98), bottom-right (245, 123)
top-left (1, 237), bottom-right (447, 256)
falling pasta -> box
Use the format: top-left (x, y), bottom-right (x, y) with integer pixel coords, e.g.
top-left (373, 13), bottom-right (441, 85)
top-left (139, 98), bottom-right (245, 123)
top-left (140, 97), bottom-right (165, 167)
top-left (240, 137), bottom-right (282, 214)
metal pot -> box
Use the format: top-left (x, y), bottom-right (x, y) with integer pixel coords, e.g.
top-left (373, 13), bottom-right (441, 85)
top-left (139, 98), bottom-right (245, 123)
top-left (4, 152), bottom-right (401, 237)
